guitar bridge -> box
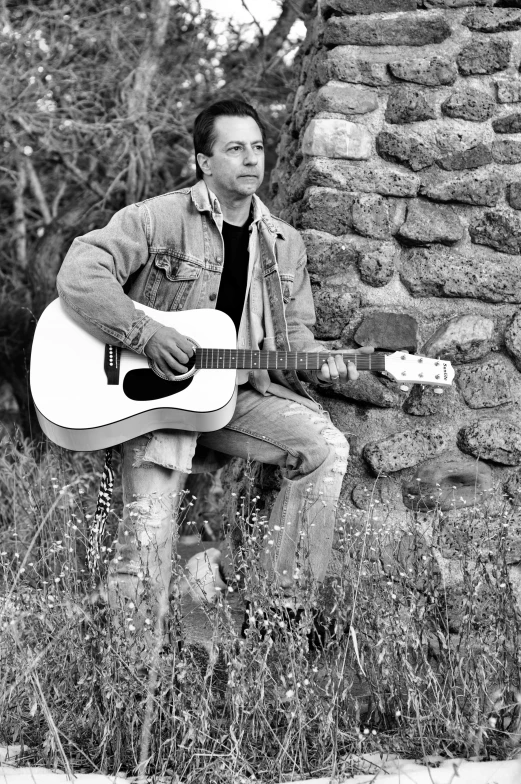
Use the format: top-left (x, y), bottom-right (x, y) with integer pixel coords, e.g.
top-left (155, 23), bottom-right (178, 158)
top-left (104, 344), bottom-right (121, 385)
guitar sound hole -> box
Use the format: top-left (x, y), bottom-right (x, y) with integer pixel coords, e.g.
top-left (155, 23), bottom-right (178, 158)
top-left (123, 367), bottom-right (193, 401)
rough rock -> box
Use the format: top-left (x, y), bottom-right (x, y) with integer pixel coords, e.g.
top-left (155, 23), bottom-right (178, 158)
top-left (469, 209), bottom-right (521, 254)
top-left (301, 158), bottom-right (421, 198)
top-left (354, 313), bottom-right (418, 351)
top-left (312, 282), bottom-right (360, 340)
top-left (441, 88), bottom-right (496, 122)
top-left (316, 82), bottom-right (378, 115)
top-left (324, 15), bottom-right (451, 48)
top-left (376, 131), bottom-right (437, 171)
top-left (492, 113), bottom-right (521, 133)
top-left (505, 311), bottom-right (521, 372)
top-left (420, 168), bottom-right (502, 206)
top-left (351, 194), bottom-right (392, 240)
top-left (437, 144), bottom-right (493, 170)
top-left (402, 453), bottom-right (493, 511)
top-left (421, 0), bottom-right (496, 6)
top-left (389, 55), bottom-right (457, 87)
top-left (495, 79), bottom-right (521, 104)
top-left (299, 188), bottom-right (356, 235)
top-left (318, 50), bottom-right (390, 87)
top-left (403, 384), bottom-right (449, 416)
top-left (301, 230), bottom-right (360, 278)
top-left (491, 140), bottom-right (521, 163)
top-left (505, 470), bottom-right (521, 501)
top-left (358, 243), bottom-right (396, 287)
top-left (463, 8), bottom-right (521, 33)
top-left (457, 357), bottom-right (512, 409)
top-left (322, 373), bottom-right (403, 408)
top-left (507, 182), bottom-right (521, 210)
top-left (422, 314), bottom-right (495, 363)
top-left (302, 119), bottom-right (371, 159)
top-left (352, 477), bottom-right (404, 512)
top-left (457, 38), bottom-right (512, 75)
top-left (397, 199), bottom-right (463, 245)
top-left (457, 419), bottom-right (521, 464)
top-left (385, 86), bottom-right (437, 124)
top-left (363, 425), bottom-right (450, 474)
top-left (324, 0), bottom-right (417, 12)
top-left (401, 246), bottom-right (521, 303)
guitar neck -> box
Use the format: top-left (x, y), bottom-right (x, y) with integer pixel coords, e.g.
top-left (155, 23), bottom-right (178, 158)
top-left (195, 349), bottom-right (387, 371)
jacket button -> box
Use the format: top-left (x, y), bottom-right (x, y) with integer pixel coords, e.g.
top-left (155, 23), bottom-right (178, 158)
top-left (216, 256), bottom-right (222, 263)
top-left (209, 293), bottom-right (217, 301)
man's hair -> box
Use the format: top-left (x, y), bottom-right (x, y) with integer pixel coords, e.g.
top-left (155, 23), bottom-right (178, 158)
top-left (193, 99), bottom-right (266, 180)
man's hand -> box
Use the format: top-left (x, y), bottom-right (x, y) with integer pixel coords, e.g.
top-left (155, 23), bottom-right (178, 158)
top-left (144, 325), bottom-right (195, 379)
top-left (317, 346), bottom-right (374, 383)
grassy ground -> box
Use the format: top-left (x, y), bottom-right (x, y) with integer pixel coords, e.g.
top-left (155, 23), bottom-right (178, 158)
top-left (1, 429), bottom-right (520, 783)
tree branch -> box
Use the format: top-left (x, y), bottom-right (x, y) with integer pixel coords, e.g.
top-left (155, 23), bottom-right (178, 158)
top-left (13, 158), bottom-right (27, 271)
top-left (25, 157), bottom-right (52, 225)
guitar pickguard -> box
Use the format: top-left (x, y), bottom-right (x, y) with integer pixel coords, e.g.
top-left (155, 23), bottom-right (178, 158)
top-left (122, 369), bottom-right (193, 401)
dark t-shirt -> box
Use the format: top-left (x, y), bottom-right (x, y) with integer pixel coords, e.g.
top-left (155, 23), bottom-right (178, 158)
top-left (216, 216), bottom-right (252, 334)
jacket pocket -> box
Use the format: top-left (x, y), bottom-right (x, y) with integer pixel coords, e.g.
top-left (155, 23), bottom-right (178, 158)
top-left (279, 273), bottom-right (295, 305)
top-left (146, 253), bottom-right (202, 311)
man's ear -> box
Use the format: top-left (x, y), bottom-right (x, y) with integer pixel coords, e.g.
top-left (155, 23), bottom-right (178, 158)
top-left (197, 153), bottom-right (212, 176)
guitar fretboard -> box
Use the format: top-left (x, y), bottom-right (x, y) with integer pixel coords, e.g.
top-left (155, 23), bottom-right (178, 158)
top-left (195, 349), bottom-right (387, 371)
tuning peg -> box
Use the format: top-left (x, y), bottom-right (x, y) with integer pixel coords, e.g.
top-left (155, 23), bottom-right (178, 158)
top-left (433, 387), bottom-right (444, 395)
top-left (400, 385), bottom-right (410, 392)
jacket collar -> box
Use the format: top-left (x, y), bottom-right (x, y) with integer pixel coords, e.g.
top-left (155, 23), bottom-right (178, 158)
top-left (189, 179), bottom-right (286, 240)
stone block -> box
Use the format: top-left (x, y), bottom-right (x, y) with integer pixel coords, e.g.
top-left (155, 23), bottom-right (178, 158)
top-left (301, 230), bottom-right (360, 278)
top-left (389, 55), bottom-right (457, 86)
top-left (422, 314), bottom-right (495, 363)
top-left (316, 82), bottom-right (378, 115)
top-left (437, 144), bottom-right (493, 170)
top-left (352, 477), bottom-right (404, 512)
top-left (457, 419), bottom-right (521, 464)
top-left (463, 8), bottom-right (521, 33)
top-left (299, 187), bottom-right (355, 235)
top-left (358, 242), bottom-right (396, 287)
top-left (401, 246), bottom-right (521, 303)
top-left (495, 78), bottom-right (521, 104)
top-left (312, 284), bottom-right (360, 339)
top-left (441, 87), bottom-right (496, 122)
top-left (397, 199), bottom-right (463, 245)
top-left (351, 194), bottom-right (392, 240)
top-left (376, 130), bottom-right (437, 171)
top-left (457, 38), bottom-right (512, 75)
top-left (322, 373), bottom-right (404, 408)
top-left (491, 139), bottom-right (521, 163)
top-left (302, 118), bottom-right (372, 160)
top-left (457, 357), bottom-right (512, 408)
top-left (324, 0), bottom-right (417, 13)
top-left (385, 86), bottom-right (437, 124)
top-left (492, 113), bottom-right (521, 133)
top-left (420, 168), bottom-right (502, 206)
top-left (505, 470), bottom-right (521, 501)
top-left (354, 312), bottom-right (418, 351)
top-left (323, 15), bottom-right (451, 48)
top-left (505, 311), bottom-right (521, 372)
top-left (303, 158), bottom-right (421, 197)
top-left (402, 453), bottom-right (493, 511)
top-left (403, 384), bottom-right (449, 416)
top-left (363, 424), bottom-right (450, 474)
top-left (469, 209), bottom-right (521, 254)
top-left (318, 50), bottom-right (391, 87)
top-left (507, 182), bottom-right (521, 210)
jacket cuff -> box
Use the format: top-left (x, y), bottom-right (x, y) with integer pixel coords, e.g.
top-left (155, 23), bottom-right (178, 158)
top-left (127, 315), bottom-right (163, 355)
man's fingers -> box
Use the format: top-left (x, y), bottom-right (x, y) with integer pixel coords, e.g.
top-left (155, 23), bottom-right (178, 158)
top-left (347, 361), bottom-right (358, 381)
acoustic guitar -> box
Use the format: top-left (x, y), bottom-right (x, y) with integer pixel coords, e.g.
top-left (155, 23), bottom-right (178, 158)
top-left (30, 299), bottom-right (454, 451)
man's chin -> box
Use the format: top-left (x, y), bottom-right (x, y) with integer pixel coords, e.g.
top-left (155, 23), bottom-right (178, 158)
top-left (236, 178), bottom-right (261, 195)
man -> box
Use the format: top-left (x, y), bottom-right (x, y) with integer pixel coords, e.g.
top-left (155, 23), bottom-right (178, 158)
top-left (57, 99), bottom-right (368, 650)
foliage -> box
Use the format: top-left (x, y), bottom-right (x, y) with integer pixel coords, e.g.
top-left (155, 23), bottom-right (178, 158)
top-left (1, 431), bottom-right (521, 781)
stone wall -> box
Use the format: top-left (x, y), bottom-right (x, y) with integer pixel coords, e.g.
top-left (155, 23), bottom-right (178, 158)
top-left (272, 0), bottom-right (521, 605)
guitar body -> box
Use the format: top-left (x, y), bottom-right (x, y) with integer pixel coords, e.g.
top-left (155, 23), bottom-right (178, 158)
top-left (30, 299), bottom-right (238, 451)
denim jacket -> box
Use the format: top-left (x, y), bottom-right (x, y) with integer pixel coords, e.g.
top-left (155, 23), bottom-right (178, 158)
top-left (57, 180), bottom-right (327, 404)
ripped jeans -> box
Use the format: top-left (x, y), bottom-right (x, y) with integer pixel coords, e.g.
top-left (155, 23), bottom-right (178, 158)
top-left (108, 386), bottom-right (349, 629)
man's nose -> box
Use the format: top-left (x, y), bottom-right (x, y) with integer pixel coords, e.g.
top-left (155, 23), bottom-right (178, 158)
top-left (244, 147), bottom-right (259, 165)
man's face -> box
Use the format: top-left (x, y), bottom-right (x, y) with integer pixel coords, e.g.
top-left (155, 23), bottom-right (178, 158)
top-left (198, 115), bottom-right (265, 199)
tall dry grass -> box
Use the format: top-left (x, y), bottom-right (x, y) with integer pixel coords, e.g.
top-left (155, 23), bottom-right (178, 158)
top-left (1, 429), bottom-right (520, 783)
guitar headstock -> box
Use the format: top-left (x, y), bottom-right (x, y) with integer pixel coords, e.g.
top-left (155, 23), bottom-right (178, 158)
top-left (384, 352), bottom-right (454, 390)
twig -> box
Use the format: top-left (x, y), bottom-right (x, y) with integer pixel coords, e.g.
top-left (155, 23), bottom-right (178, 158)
top-left (25, 157), bottom-right (53, 225)
top-left (241, 0), bottom-right (265, 40)
top-left (59, 155), bottom-right (106, 198)
top-left (13, 158), bottom-right (27, 270)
